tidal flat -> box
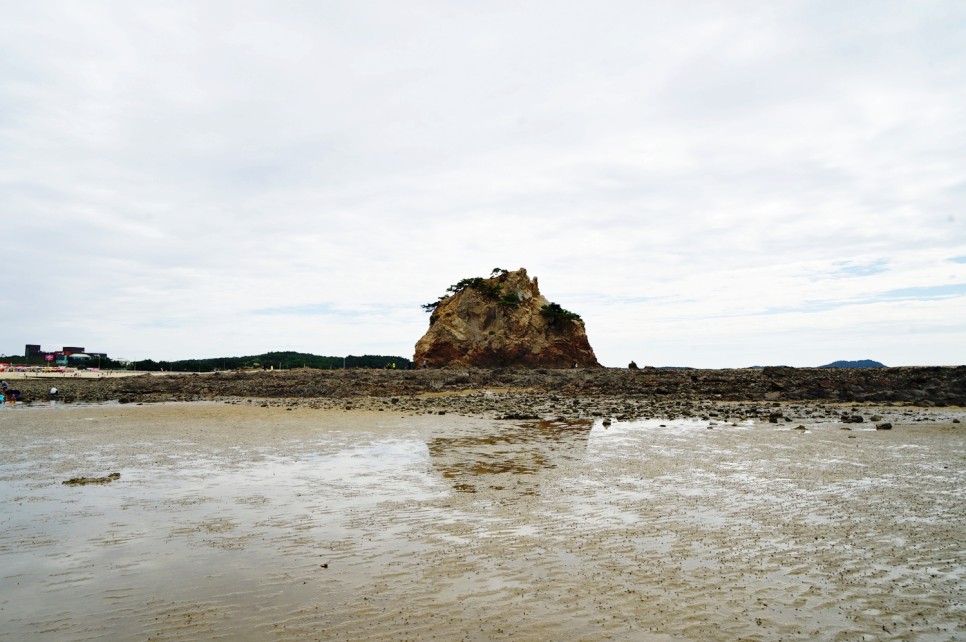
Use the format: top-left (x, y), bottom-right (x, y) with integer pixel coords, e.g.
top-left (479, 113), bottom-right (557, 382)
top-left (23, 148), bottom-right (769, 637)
top-left (1, 402), bottom-right (964, 641)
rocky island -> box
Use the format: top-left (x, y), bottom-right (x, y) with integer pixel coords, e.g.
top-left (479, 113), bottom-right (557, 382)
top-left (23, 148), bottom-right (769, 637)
top-left (413, 268), bottom-right (599, 368)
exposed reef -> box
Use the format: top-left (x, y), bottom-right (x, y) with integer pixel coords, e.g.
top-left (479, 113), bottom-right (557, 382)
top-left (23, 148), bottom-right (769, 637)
top-left (11, 366), bottom-right (965, 421)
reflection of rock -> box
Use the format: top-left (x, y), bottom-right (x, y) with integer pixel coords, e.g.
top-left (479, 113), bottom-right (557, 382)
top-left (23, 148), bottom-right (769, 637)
top-left (427, 419), bottom-right (593, 494)
top-left (62, 472), bottom-right (121, 486)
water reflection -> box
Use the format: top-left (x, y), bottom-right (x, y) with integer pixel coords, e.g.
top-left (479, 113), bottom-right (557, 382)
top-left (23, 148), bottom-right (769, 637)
top-left (427, 419), bottom-right (593, 494)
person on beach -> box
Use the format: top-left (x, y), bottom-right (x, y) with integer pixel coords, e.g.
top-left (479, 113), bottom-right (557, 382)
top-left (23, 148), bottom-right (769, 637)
top-left (0, 380), bottom-right (7, 393)
top-left (49, 387), bottom-right (58, 398)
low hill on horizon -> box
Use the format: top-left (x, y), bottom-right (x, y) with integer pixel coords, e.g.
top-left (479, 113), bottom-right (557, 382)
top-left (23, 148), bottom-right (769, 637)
top-left (819, 359), bottom-right (886, 369)
top-left (130, 351), bottom-right (412, 372)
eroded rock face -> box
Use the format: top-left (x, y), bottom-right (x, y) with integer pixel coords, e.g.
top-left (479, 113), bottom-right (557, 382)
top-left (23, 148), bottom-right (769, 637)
top-left (414, 268), bottom-right (600, 368)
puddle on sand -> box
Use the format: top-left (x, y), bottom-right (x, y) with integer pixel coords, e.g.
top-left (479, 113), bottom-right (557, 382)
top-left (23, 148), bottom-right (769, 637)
top-left (1, 404), bottom-right (964, 641)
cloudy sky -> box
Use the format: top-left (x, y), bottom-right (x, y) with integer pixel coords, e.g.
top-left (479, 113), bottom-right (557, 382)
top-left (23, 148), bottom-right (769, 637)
top-left (2, 1), bottom-right (964, 367)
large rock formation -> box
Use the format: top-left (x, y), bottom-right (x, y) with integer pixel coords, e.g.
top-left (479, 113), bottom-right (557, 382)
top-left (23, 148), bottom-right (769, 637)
top-left (414, 268), bottom-right (600, 368)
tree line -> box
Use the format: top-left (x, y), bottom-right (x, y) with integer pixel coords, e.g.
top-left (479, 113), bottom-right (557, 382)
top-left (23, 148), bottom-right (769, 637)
top-left (1, 351), bottom-right (413, 372)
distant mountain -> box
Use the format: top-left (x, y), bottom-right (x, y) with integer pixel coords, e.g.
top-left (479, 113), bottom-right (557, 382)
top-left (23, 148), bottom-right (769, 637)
top-left (818, 359), bottom-right (886, 369)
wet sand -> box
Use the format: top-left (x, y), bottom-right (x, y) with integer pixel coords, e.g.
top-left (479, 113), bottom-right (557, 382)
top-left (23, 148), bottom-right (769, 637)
top-left (1, 402), bottom-right (964, 641)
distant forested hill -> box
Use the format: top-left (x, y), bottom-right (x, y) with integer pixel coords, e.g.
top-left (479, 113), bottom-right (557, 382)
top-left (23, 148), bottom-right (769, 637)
top-left (135, 351), bottom-right (412, 372)
top-left (818, 359), bottom-right (886, 368)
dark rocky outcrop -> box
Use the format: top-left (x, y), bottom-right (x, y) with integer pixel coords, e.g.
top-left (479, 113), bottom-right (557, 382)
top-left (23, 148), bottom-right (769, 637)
top-left (413, 268), bottom-right (600, 368)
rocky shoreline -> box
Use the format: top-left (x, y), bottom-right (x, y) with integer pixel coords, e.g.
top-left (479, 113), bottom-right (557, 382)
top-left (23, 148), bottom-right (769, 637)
top-left (9, 366), bottom-right (965, 421)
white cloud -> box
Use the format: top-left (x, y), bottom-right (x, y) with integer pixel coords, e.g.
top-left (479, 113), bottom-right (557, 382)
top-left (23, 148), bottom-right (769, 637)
top-left (2, 1), bottom-right (964, 366)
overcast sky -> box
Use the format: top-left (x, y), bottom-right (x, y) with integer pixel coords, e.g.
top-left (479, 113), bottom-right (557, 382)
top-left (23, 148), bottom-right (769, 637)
top-left (2, 1), bottom-right (964, 368)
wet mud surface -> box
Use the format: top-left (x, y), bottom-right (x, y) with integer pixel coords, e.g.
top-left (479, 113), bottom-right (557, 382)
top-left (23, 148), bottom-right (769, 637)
top-left (1, 402), bottom-right (964, 640)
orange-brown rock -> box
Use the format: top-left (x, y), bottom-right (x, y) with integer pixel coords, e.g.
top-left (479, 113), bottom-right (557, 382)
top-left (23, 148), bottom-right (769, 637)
top-left (414, 268), bottom-right (600, 368)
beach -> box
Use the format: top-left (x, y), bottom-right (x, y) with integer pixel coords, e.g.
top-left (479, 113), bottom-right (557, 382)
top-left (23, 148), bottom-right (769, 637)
top-left (1, 401), bottom-right (963, 640)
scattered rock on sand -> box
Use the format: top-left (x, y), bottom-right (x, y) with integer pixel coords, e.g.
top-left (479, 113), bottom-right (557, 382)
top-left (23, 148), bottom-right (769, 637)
top-left (63, 472), bottom-right (121, 486)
